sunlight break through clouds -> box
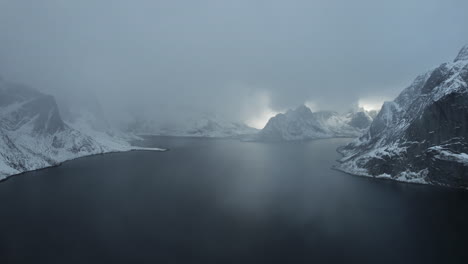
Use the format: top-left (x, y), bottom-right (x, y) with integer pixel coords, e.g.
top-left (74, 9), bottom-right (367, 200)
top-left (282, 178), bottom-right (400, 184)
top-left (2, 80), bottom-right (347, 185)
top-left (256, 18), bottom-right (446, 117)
top-left (358, 96), bottom-right (390, 112)
top-left (245, 91), bottom-right (280, 129)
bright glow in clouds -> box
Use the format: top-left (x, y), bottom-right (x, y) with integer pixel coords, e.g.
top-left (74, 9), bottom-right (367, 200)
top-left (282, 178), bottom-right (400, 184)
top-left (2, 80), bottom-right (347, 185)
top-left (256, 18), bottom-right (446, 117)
top-left (358, 96), bottom-right (390, 111)
top-left (304, 100), bottom-right (318, 112)
top-left (245, 91), bottom-right (280, 129)
top-left (246, 108), bottom-right (279, 129)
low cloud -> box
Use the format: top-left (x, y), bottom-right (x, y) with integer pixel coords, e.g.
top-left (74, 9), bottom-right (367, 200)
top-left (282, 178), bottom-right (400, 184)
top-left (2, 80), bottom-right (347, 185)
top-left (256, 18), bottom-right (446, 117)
top-left (0, 0), bottom-right (467, 127)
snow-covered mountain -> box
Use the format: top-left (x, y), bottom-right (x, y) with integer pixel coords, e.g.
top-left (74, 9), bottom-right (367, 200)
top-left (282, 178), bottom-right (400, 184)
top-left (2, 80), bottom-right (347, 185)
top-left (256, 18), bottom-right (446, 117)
top-left (337, 45), bottom-right (468, 188)
top-left (0, 78), bottom-right (162, 180)
top-left (256, 105), bottom-right (373, 141)
top-left (128, 115), bottom-right (259, 138)
top-left (55, 90), bottom-right (143, 146)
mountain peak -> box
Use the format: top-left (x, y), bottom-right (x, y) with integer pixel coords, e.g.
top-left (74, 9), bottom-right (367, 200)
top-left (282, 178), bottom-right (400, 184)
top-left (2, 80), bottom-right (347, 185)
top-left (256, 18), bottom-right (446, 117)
top-left (288, 104), bottom-right (312, 115)
top-left (454, 44), bottom-right (468, 62)
top-left (258, 104), bottom-right (371, 141)
top-left (338, 45), bottom-right (468, 188)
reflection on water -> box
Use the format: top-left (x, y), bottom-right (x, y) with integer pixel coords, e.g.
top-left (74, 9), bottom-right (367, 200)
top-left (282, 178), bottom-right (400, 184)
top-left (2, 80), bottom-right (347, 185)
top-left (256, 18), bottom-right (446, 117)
top-left (1, 137), bottom-right (468, 264)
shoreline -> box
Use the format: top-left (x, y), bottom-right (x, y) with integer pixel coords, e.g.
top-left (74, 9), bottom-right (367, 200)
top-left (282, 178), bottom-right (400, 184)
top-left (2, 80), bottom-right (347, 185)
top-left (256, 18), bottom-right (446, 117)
top-left (0, 147), bottom-right (167, 184)
top-left (333, 146), bottom-right (468, 191)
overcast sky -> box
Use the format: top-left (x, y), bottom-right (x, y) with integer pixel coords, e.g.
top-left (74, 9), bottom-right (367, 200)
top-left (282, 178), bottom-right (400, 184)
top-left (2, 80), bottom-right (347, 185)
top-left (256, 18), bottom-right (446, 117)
top-left (1, 0), bottom-right (467, 128)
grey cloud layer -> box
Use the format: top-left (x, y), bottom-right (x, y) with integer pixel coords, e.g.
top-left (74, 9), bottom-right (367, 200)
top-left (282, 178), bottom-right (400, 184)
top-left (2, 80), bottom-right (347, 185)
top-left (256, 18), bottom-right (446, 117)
top-left (0, 0), bottom-right (467, 124)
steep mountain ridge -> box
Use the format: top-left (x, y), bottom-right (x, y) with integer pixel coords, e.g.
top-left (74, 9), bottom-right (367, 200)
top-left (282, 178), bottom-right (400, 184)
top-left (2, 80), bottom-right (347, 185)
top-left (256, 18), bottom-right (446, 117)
top-left (0, 79), bottom-right (162, 180)
top-left (337, 45), bottom-right (468, 188)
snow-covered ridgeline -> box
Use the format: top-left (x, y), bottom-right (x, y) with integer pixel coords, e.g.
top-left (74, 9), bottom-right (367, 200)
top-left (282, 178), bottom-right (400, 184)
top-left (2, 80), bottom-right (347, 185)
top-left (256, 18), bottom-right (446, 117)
top-left (256, 105), bottom-right (374, 141)
top-left (0, 79), bottom-right (164, 180)
top-left (126, 115), bottom-right (259, 138)
top-left (336, 45), bottom-right (468, 188)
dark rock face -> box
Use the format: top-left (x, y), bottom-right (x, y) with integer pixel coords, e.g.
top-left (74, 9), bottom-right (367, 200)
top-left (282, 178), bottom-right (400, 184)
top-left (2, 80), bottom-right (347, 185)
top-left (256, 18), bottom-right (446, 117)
top-left (0, 82), bottom-right (65, 134)
top-left (406, 92), bottom-right (468, 145)
top-left (27, 95), bottom-right (65, 134)
top-left (349, 111), bottom-right (373, 129)
top-left (454, 44), bottom-right (468, 62)
top-left (421, 64), bottom-right (449, 94)
top-left (0, 78), bottom-right (127, 179)
top-left (337, 45), bottom-right (468, 188)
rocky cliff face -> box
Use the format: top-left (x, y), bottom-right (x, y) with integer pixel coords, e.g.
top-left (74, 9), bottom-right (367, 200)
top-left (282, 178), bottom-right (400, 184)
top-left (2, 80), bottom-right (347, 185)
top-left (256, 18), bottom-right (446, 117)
top-left (337, 45), bottom-right (468, 188)
top-left (0, 78), bottom-right (160, 180)
top-left (257, 105), bottom-right (373, 141)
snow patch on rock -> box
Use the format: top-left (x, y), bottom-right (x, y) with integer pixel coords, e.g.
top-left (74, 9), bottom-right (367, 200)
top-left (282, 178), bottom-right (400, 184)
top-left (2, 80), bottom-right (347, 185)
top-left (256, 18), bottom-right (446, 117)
top-left (256, 105), bottom-right (374, 141)
top-left (337, 45), bottom-right (468, 188)
top-left (0, 79), bottom-right (164, 180)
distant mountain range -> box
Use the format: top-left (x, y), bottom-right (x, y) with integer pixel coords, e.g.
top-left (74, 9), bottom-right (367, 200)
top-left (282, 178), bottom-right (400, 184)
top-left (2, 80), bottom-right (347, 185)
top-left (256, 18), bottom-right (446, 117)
top-left (337, 45), bottom-right (468, 188)
top-left (0, 78), bottom-right (162, 180)
top-left (255, 105), bottom-right (375, 141)
top-left (127, 115), bottom-right (259, 138)
top-left (5, 45), bottom-right (467, 188)
top-left (127, 105), bottom-right (375, 141)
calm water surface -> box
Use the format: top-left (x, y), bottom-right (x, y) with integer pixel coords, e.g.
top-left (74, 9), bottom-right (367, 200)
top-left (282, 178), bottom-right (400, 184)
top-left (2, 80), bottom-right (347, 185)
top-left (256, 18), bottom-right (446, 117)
top-left (1, 137), bottom-right (468, 263)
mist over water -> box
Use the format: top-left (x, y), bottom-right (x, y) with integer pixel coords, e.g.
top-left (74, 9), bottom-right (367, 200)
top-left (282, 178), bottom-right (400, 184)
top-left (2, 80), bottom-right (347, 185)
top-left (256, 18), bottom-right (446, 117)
top-left (1, 137), bottom-right (468, 263)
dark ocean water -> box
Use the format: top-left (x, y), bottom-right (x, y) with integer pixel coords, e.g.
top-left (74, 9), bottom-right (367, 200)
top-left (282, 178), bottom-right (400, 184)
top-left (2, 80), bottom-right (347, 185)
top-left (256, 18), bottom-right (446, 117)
top-left (1, 136), bottom-right (468, 263)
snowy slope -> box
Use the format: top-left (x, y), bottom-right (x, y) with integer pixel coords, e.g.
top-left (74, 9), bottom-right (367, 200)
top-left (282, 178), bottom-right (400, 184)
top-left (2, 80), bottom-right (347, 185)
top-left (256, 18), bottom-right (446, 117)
top-left (0, 79), bottom-right (163, 180)
top-left (336, 45), bottom-right (468, 188)
top-left (128, 115), bottom-right (259, 138)
top-left (256, 105), bottom-right (373, 141)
